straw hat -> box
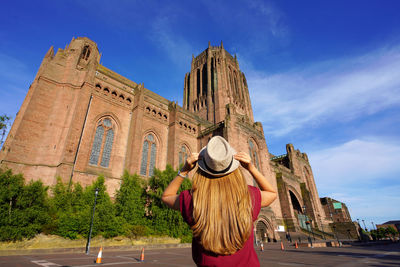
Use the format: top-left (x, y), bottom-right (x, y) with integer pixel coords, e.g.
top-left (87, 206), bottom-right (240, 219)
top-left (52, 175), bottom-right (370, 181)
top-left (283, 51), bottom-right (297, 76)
top-left (197, 136), bottom-right (240, 177)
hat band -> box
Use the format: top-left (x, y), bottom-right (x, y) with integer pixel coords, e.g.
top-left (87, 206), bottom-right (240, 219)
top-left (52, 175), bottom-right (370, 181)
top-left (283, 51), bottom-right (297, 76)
top-left (203, 156), bottom-right (234, 176)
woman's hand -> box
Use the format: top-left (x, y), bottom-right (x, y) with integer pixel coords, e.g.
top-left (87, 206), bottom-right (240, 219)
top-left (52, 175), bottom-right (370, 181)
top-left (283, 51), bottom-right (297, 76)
top-left (180, 153), bottom-right (199, 175)
top-left (234, 152), bottom-right (252, 170)
top-left (235, 152), bottom-right (277, 208)
top-left (162, 152), bottom-right (199, 210)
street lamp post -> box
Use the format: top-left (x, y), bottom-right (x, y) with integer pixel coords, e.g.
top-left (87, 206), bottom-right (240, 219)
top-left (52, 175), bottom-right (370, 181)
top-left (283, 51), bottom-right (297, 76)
top-left (331, 212), bottom-right (341, 247)
top-left (362, 219), bottom-right (368, 231)
top-left (85, 188), bottom-right (99, 255)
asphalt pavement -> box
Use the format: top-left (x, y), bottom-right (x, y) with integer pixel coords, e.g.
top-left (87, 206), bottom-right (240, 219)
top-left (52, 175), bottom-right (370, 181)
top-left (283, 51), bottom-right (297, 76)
top-left (0, 241), bottom-right (399, 266)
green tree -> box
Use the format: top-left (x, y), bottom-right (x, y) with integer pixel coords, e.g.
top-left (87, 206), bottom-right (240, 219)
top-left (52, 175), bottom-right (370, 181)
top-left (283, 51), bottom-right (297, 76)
top-left (115, 171), bottom-right (147, 226)
top-left (115, 171), bottom-right (149, 238)
top-left (81, 176), bottom-right (124, 238)
top-left (384, 226), bottom-right (398, 240)
top-left (0, 114), bottom-right (11, 147)
top-left (146, 165), bottom-right (192, 242)
top-left (49, 178), bottom-right (87, 239)
top-left (0, 169), bottom-right (50, 241)
top-left (50, 176), bottom-right (124, 239)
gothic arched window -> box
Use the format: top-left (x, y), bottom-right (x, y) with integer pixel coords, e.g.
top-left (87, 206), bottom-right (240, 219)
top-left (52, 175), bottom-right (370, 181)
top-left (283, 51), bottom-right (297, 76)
top-left (179, 145), bottom-right (189, 167)
top-left (89, 118), bottom-right (115, 168)
top-left (249, 139), bottom-right (260, 170)
top-left (81, 45), bottom-right (91, 61)
top-left (140, 134), bottom-right (157, 176)
top-left (233, 71), bottom-right (239, 96)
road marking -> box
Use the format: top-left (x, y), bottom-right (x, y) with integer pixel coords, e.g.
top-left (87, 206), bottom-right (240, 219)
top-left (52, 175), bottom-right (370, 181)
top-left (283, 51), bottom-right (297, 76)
top-left (337, 254), bottom-right (366, 258)
top-left (45, 257), bottom-right (92, 261)
top-left (278, 262), bottom-right (307, 266)
top-left (31, 260), bottom-right (61, 266)
top-left (385, 251), bottom-right (400, 255)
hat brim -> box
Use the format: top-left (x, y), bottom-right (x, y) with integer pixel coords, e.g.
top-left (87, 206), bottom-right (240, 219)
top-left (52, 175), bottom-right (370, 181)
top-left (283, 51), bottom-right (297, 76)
top-left (197, 146), bottom-right (240, 178)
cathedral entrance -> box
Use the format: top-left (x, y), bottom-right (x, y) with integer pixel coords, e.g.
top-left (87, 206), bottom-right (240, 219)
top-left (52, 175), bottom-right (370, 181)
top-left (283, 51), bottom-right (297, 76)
top-left (288, 190), bottom-right (307, 230)
top-left (255, 219), bottom-right (274, 243)
top-left (289, 190), bottom-right (302, 214)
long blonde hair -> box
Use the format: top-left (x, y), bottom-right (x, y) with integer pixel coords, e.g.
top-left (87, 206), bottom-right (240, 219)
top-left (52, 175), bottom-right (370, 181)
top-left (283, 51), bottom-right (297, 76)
top-left (191, 168), bottom-right (252, 255)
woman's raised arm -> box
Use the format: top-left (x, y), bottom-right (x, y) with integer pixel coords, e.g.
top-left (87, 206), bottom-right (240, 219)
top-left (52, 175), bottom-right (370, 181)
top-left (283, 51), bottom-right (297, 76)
top-left (161, 153), bottom-right (199, 210)
top-left (234, 152), bottom-right (277, 207)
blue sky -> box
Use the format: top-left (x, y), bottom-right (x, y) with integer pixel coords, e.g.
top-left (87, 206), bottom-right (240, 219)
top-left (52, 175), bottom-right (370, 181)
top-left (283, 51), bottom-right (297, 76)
top-left (1, 0), bottom-right (399, 227)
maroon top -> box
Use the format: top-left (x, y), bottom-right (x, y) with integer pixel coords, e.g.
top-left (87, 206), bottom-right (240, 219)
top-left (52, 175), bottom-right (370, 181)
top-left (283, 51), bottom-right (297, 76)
top-left (179, 185), bottom-right (261, 267)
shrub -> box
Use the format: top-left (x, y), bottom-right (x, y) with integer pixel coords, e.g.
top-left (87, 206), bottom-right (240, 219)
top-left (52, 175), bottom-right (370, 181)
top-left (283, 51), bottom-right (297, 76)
top-left (146, 165), bottom-right (192, 241)
top-left (115, 171), bottom-right (148, 227)
top-left (125, 224), bottom-right (147, 239)
top-left (0, 167), bottom-right (194, 243)
top-left (50, 176), bottom-right (124, 239)
top-left (82, 176), bottom-right (124, 238)
top-left (49, 179), bottom-right (87, 239)
top-left (0, 169), bottom-right (50, 241)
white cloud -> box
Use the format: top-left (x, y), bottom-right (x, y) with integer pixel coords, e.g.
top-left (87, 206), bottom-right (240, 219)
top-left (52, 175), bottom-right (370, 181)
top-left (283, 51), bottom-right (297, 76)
top-left (245, 46), bottom-right (400, 137)
top-left (308, 138), bottom-right (400, 224)
top-left (308, 138), bottom-right (400, 186)
top-left (149, 15), bottom-right (197, 70)
top-left (247, 0), bottom-right (289, 40)
top-left (329, 186), bottom-right (400, 225)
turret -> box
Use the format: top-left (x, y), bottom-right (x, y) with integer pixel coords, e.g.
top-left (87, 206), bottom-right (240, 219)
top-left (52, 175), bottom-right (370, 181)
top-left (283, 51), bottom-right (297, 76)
top-left (182, 42), bottom-right (254, 124)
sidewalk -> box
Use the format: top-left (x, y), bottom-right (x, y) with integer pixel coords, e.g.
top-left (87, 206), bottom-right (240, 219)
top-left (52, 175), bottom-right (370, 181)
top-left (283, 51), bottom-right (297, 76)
top-left (2, 239), bottom-right (396, 256)
top-left (0, 242), bottom-right (192, 256)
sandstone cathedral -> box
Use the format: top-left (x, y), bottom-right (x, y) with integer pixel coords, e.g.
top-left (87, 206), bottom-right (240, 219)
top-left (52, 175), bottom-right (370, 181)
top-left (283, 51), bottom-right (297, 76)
top-left (0, 37), bottom-right (356, 241)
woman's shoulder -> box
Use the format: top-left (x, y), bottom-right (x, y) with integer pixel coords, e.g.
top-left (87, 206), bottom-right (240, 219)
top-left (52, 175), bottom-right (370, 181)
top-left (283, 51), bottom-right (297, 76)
top-left (247, 185), bottom-right (261, 220)
top-left (179, 190), bottom-right (194, 225)
top-left (179, 189), bottom-right (192, 204)
top-left (248, 185), bottom-right (260, 194)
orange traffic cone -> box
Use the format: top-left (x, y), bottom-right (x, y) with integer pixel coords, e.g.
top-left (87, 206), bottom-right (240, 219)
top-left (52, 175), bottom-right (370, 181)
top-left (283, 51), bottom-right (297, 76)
top-left (295, 241), bottom-right (298, 249)
top-left (140, 247), bottom-right (145, 262)
top-left (280, 241), bottom-right (285, 251)
top-left (95, 246), bottom-right (103, 264)
top-left (260, 242), bottom-right (264, 251)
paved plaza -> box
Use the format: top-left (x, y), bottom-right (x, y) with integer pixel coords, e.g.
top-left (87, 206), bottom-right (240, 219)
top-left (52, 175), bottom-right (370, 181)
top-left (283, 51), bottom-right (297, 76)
top-left (1, 242), bottom-right (399, 267)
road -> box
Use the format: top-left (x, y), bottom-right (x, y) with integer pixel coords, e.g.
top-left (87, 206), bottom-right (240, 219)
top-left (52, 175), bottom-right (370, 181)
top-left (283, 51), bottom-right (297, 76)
top-left (1, 242), bottom-right (399, 266)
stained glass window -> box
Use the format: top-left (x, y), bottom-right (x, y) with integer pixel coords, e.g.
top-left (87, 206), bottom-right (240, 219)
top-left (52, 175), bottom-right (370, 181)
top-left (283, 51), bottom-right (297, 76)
top-left (103, 118), bottom-right (112, 127)
top-left (100, 129), bottom-right (114, 167)
top-left (89, 126), bottom-right (104, 165)
top-left (140, 141), bottom-right (149, 175)
top-left (89, 117), bottom-right (115, 168)
top-left (140, 134), bottom-right (157, 176)
top-left (149, 143), bottom-right (157, 176)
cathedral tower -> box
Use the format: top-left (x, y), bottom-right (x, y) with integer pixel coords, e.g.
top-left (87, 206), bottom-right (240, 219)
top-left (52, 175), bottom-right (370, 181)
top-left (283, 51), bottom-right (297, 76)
top-left (183, 42), bottom-right (254, 124)
top-left (0, 37), bottom-right (101, 185)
